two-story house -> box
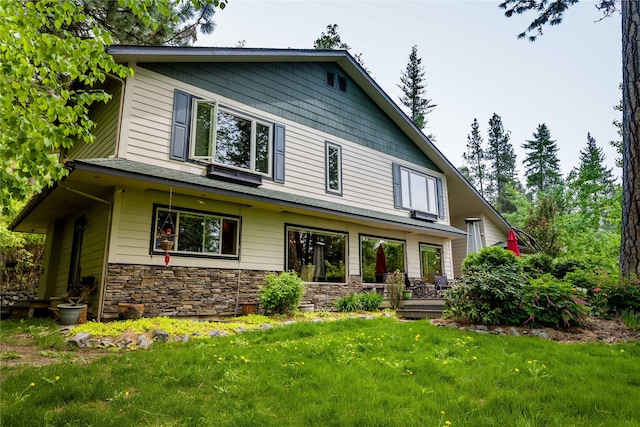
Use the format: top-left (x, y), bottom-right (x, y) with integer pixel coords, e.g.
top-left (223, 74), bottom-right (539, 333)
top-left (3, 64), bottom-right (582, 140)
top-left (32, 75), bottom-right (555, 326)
top-left (10, 46), bottom-right (510, 320)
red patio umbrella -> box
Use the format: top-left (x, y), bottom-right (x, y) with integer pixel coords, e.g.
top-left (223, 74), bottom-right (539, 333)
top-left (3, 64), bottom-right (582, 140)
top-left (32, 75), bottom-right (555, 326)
top-left (507, 229), bottom-right (521, 257)
top-left (375, 245), bottom-right (387, 277)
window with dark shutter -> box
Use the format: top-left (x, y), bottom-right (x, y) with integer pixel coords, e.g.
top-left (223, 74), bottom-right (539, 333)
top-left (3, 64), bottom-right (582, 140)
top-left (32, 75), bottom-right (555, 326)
top-left (170, 90), bottom-right (192, 161)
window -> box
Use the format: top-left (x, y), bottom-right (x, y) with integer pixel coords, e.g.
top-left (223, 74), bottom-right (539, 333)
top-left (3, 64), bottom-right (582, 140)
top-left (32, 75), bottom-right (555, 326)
top-left (325, 141), bottom-right (342, 195)
top-left (152, 206), bottom-right (239, 257)
top-left (360, 236), bottom-right (406, 283)
top-left (326, 72), bottom-right (335, 87)
top-left (192, 102), bottom-right (271, 175)
top-left (420, 244), bottom-right (442, 284)
top-left (287, 226), bottom-right (346, 282)
top-left (325, 72), bottom-right (347, 93)
top-left (171, 90), bottom-right (286, 184)
top-left (337, 76), bottom-right (347, 93)
top-left (393, 163), bottom-right (443, 217)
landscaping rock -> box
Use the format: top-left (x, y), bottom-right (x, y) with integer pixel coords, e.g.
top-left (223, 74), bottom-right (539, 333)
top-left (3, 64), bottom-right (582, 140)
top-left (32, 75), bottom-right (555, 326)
top-left (152, 329), bottom-right (170, 342)
top-left (508, 327), bottom-right (520, 337)
top-left (311, 318), bottom-right (324, 323)
top-left (208, 329), bottom-right (222, 337)
top-left (494, 327), bottom-right (504, 334)
top-left (182, 335), bottom-right (190, 342)
top-left (531, 330), bottom-right (551, 339)
top-left (137, 335), bottom-right (152, 349)
top-left (261, 323), bottom-right (274, 330)
top-left (474, 330), bottom-right (489, 335)
top-left (476, 325), bottom-right (489, 331)
top-left (192, 332), bottom-right (202, 337)
top-left (446, 322), bottom-right (459, 329)
top-left (236, 327), bottom-right (247, 333)
top-left (281, 320), bottom-right (297, 326)
top-left (68, 332), bottom-right (92, 347)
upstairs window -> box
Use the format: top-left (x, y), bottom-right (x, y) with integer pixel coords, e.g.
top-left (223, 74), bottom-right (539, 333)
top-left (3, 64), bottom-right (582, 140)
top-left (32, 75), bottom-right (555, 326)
top-left (170, 90), bottom-right (286, 184)
top-left (192, 101), bottom-right (272, 176)
top-left (392, 163), bottom-right (444, 218)
top-left (325, 141), bottom-right (342, 195)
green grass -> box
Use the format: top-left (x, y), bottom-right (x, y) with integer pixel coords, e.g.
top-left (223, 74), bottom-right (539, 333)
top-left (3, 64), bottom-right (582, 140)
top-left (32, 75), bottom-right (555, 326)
top-left (1, 317), bottom-right (639, 426)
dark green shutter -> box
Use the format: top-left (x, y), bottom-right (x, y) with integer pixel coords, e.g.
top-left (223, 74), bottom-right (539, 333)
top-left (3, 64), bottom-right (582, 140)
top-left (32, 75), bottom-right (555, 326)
top-left (392, 163), bottom-right (402, 208)
top-left (170, 90), bottom-right (192, 161)
top-left (273, 124), bottom-right (286, 183)
top-left (436, 177), bottom-right (444, 219)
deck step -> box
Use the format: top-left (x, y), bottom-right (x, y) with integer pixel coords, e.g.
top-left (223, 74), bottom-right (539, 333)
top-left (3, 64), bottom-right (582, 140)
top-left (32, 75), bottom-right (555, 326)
top-left (396, 309), bottom-right (443, 319)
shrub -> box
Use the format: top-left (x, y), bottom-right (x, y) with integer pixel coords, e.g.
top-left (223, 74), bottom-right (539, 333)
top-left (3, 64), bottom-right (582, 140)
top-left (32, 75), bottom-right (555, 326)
top-left (258, 271), bottom-right (306, 315)
top-left (335, 294), bottom-right (359, 312)
top-left (604, 276), bottom-right (640, 314)
top-left (335, 292), bottom-right (383, 312)
top-left (552, 257), bottom-right (588, 279)
top-left (443, 265), bottom-right (527, 326)
top-left (520, 275), bottom-right (589, 328)
top-left (385, 271), bottom-right (404, 310)
top-left (358, 291), bottom-right (384, 311)
top-left (519, 253), bottom-right (554, 279)
top-left (462, 246), bottom-right (520, 274)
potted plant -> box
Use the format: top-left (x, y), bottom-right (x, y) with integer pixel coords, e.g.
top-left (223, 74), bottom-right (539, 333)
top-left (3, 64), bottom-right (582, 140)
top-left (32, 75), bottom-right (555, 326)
top-left (57, 277), bottom-right (96, 325)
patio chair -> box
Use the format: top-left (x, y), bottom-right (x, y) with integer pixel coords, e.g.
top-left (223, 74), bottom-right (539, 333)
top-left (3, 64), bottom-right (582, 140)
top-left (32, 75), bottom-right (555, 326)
top-left (434, 275), bottom-right (450, 290)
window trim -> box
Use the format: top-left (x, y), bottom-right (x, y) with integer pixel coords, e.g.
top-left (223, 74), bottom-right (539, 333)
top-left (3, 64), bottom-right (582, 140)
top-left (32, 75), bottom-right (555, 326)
top-left (393, 162), bottom-right (444, 218)
top-left (150, 204), bottom-right (241, 260)
top-left (419, 242), bottom-right (443, 284)
top-left (190, 100), bottom-right (274, 177)
top-left (325, 141), bottom-right (343, 196)
top-left (284, 223), bottom-right (348, 283)
top-left (358, 234), bottom-right (407, 283)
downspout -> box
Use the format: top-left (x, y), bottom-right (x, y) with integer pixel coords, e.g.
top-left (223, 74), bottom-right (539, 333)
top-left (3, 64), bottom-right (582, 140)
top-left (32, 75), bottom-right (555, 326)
top-left (60, 185), bottom-right (113, 321)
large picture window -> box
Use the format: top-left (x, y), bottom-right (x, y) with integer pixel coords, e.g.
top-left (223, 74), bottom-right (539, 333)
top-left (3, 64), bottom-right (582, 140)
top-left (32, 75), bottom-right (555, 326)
top-left (287, 226), bottom-right (346, 282)
top-left (360, 236), bottom-right (405, 283)
top-left (152, 206), bottom-right (239, 257)
top-left (420, 244), bottom-right (442, 284)
top-left (192, 101), bottom-right (272, 175)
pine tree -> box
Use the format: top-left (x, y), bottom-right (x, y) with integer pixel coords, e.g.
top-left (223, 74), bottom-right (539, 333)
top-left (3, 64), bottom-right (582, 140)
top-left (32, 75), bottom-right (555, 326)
top-left (522, 123), bottom-right (562, 196)
top-left (398, 45), bottom-right (436, 133)
top-left (568, 132), bottom-right (616, 228)
top-left (485, 113), bottom-right (518, 213)
top-left (313, 24), bottom-right (350, 50)
top-left (313, 24), bottom-right (368, 72)
top-left (462, 118), bottom-right (485, 196)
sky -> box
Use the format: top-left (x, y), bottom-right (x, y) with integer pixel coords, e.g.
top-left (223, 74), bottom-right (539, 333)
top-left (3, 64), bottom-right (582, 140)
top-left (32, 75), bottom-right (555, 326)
top-left (196, 0), bottom-right (622, 180)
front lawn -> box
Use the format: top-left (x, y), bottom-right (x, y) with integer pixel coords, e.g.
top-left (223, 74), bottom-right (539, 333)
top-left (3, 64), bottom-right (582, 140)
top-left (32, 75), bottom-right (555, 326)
top-left (1, 317), bottom-right (639, 426)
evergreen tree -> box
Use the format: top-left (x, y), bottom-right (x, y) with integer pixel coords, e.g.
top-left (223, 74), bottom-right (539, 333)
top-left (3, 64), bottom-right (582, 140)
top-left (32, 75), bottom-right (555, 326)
top-left (462, 118), bottom-right (485, 196)
top-left (522, 123), bottom-right (562, 196)
top-left (313, 24), bottom-right (368, 72)
top-left (313, 24), bottom-right (350, 49)
top-left (609, 85), bottom-right (623, 168)
top-left (568, 133), bottom-right (616, 228)
top-left (485, 113), bottom-right (518, 213)
top-left (499, 0), bottom-right (639, 285)
top-left (398, 45), bottom-right (436, 132)
top-left (524, 195), bottom-right (562, 257)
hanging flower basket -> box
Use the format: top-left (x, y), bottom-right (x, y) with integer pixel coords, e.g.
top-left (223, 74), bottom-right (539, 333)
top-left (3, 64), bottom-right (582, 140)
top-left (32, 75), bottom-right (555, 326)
top-left (160, 239), bottom-right (174, 251)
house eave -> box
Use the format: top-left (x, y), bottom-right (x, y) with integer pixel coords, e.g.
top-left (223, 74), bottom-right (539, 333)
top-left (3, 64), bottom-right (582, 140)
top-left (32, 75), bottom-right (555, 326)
top-left (12, 158), bottom-right (466, 239)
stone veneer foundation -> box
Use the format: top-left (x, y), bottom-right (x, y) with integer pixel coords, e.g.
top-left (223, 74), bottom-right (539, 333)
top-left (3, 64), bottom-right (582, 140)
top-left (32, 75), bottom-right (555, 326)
top-left (103, 264), bottom-right (363, 320)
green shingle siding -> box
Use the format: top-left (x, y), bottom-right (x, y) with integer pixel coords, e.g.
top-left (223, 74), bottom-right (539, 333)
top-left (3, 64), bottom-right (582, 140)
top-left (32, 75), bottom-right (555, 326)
top-left (141, 62), bottom-right (440, 172)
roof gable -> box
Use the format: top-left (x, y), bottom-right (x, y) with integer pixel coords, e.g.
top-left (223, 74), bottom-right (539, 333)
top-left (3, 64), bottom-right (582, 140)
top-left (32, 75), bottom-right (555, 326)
top-left (140, 60), bottom-right (440, 171)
